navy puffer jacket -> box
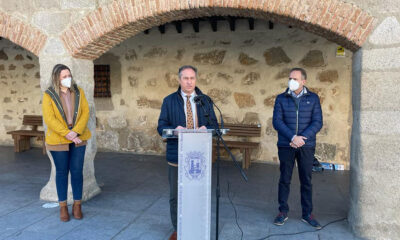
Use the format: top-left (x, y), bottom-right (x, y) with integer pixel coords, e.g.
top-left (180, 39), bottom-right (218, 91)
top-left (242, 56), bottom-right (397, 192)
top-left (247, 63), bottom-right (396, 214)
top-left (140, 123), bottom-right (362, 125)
top-left (273, 87), bottom-right (323, 148)
top-left (157, 87), bottom-right (218, 164)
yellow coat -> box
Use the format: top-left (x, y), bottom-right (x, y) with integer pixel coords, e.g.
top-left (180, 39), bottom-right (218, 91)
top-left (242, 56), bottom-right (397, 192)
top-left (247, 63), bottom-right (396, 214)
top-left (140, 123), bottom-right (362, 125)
top-left (42, 86), bottom-right (91, 145)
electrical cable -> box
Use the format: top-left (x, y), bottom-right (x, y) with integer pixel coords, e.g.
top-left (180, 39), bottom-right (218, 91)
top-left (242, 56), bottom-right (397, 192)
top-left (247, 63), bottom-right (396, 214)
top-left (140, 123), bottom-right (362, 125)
top-left (226, 181), bottom-right (348, 240)
top-left (253, 218), bottom-right (347, 240)
top-left (227, 181), bottom-right (244, 240)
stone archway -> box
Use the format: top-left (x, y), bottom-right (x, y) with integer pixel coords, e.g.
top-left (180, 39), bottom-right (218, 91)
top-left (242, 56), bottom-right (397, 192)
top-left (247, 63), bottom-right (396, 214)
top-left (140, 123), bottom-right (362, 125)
top-left (60, 0), bottom-right (375, 60)
top-left (0, 11), bottom-right (47, 151)
top-left (55, 0), bottom-right (381, 238)
top-left (0, 11), bottom-right (47, 56)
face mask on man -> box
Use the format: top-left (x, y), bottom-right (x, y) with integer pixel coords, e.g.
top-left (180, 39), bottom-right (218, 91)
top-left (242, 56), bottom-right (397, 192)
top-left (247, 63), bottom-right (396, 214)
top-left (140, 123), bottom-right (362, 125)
top-left (288, 78), bottom-right (300, 91)
top-left (61, 77), bottom-right (72, 88)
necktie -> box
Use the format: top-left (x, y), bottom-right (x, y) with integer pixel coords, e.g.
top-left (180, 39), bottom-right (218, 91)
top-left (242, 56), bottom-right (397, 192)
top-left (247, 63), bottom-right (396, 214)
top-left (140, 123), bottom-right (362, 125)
top-left (186, 95), bottom-right (194, 129)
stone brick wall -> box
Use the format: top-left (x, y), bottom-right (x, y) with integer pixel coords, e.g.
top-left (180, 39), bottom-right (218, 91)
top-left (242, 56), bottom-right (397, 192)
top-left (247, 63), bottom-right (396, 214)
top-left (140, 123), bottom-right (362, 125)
top-left (0, 38), bottom-right (41, 145)
top-left (0, 1), bottom-right (368, 169)
top-left (1, 0), bottom-right (398, 238)
top-left (345, 0), bottom-right (400, 238)
top-left (94, 20), bottom-right (352, 168)
top-left (0, 0), bottom-right (112, 59)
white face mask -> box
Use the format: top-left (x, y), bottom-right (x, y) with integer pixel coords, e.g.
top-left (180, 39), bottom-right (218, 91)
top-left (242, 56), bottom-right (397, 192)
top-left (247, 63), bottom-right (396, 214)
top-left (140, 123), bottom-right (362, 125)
top-left (288, 78), bottom-right (300, 91)
top-left (61, 77), bottom-right (72, 88)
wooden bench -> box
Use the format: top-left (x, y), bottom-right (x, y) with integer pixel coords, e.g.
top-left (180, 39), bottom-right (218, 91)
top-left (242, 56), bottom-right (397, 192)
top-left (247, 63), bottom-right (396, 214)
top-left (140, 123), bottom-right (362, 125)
top-left (6, 115), bottom-right (46, 154)
top-left (213, 123), bottom-right (261, 169)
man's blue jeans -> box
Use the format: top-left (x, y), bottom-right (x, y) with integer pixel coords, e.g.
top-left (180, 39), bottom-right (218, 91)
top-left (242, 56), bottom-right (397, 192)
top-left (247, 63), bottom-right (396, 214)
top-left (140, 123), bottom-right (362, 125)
top-left (50, 144), bottom-right (86, 202)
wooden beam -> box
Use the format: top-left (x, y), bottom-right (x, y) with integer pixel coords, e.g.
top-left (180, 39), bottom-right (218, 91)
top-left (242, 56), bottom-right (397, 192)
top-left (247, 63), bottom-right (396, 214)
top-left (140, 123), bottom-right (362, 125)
top-left (158, 25), bottom-right (165, 34)
top-left (228, 17), bottom-right (236, 31)
top-left (210, 17), bottom-right (218, 32)
top-left (174, 21), bottom-right (182, 33)
top-left (268, 21), bottom-right (274, 29)
top-left (191, 19), bottom-right (199, 33)
top-left (248, 18), bottom-right (255, 30)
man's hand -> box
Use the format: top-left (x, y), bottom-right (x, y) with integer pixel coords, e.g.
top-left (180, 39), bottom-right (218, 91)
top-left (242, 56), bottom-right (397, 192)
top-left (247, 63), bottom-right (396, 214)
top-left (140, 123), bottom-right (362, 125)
top-left (290, 142), bottom-right (298, 148)
top-left (292, 135), bottom-right (307, 147)
top-left (66, 131), bottom-right (78, 141)
top-left (198, 126), bottom-right (207, 130)
top-left (174, 126), bottom-right (186, 135)
top-left (72, 137), bottom-right (82, 144)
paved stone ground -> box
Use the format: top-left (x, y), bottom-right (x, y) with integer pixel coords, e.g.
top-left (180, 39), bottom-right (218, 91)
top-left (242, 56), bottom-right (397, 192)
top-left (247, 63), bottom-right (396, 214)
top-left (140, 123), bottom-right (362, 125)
top-left (0, 146), bottom-right (362, 240)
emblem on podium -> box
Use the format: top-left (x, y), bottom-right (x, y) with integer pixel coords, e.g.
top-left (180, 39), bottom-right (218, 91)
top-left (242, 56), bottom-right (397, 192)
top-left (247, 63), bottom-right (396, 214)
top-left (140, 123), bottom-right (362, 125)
top-left (184, 151), bottom-right (206, 180)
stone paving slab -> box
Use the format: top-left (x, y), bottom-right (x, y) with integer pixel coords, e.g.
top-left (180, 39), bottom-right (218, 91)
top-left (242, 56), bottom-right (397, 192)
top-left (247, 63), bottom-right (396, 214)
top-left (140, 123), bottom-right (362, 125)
top-left (0, 147), bottom-right (362, 240)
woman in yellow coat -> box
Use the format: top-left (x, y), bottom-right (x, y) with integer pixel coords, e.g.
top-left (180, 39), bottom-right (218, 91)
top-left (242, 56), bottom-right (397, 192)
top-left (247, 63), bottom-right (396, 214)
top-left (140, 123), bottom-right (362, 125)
top-left (42, 64), bottom-right (91, 222)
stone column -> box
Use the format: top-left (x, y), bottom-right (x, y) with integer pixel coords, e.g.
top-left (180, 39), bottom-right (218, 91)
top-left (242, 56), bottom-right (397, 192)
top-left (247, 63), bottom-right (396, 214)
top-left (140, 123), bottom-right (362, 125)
top-left (38, 38), bottom-right (100, 203)
top-left (349, 16), bottom-right (400, 239)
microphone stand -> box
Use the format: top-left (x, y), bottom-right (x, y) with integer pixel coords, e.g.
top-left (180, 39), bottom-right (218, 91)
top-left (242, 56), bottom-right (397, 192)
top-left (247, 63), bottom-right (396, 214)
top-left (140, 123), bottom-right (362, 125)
top-left (195, 95), bottom-right (248, 240)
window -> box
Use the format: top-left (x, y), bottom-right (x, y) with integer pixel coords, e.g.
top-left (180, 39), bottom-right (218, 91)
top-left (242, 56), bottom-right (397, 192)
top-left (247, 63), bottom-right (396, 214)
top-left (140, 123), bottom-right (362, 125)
top-left (94, 65), bottom-right (111, 98)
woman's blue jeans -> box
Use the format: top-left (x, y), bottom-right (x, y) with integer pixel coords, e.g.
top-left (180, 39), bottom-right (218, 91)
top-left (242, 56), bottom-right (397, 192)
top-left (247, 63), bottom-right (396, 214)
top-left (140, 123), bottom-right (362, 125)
top-left (50, 144), bottom-right (86, 202)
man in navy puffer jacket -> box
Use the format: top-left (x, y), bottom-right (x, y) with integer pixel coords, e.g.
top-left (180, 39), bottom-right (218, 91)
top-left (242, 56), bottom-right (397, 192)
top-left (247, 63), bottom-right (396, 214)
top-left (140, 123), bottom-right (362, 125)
top-left (272, 68), bottom-right (323, 229)
top-left (157, 65), bottom-right (217, 240)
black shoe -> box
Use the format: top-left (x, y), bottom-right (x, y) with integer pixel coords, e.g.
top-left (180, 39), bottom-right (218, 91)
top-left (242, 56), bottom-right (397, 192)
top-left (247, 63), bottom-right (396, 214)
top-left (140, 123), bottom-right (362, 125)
top-left (274, 212), bottom-right (288, 226)
top-left (302, 214), bottom-right (322, 229)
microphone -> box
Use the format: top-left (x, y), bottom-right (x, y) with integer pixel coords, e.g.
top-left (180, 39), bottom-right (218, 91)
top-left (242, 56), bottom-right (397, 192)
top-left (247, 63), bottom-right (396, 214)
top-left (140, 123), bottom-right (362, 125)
top-left (193, 95), bottom-right (204, 105)
top-left (194, 94), bottom-right (224, 129)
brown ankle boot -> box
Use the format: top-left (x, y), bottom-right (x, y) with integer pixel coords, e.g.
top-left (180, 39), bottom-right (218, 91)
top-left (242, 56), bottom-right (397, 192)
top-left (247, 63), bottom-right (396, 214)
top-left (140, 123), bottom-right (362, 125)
top-left (72, 200), bottom-right (83, 220)
top-left (59, 202), bottom-right (69, 222)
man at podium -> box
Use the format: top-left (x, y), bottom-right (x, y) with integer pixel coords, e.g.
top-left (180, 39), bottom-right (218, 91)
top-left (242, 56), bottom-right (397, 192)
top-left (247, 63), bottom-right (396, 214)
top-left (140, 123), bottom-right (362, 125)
top-left (157, 65), bottom-right (217, 240)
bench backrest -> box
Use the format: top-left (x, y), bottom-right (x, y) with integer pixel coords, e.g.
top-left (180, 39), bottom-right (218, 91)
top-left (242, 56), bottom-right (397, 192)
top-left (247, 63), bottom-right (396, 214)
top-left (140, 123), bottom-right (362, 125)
top-left (23, 115), bottom-right (43, 130)
top-left (222, 123), bottom-right (261, 137)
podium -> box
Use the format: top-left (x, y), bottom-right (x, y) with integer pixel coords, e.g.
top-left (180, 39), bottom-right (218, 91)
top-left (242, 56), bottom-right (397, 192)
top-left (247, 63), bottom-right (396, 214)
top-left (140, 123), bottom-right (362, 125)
top-left (162, 129), bottom-right (228, 240)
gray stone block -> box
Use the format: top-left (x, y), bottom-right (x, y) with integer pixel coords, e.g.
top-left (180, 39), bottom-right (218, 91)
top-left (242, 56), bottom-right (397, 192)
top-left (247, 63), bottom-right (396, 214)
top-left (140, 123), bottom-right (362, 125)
top-left (43, 38), bottom-right (65, 56)
top-left (358, 136), bottom-right (400, 175)
top-left (32, 11), bottom-right (72, 35)
top-left (358, 110), bottom-right (400, 135)
top-left (349, 135), bottom-right (400, 239)
top-left (97, 0), bottom-right (113, 7)
top-left (0, 0), bottom-right (34, 13)
top-left (346, 0), bottom-right (400, 14)
top-left (363, 47), bottom-right (400, 70)
top-left (60, 0), bottom-right (96, 9)
top-left (369, 16), bottom-right (400, 45)
top-left (34, 0), bottom-right (60, 9)
top-left (360, 71), bottom-right (400, 111)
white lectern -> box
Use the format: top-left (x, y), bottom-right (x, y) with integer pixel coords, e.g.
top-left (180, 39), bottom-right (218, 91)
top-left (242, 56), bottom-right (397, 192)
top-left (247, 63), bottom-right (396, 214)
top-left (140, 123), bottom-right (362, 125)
top-left (162, 129), bottom-right (228, 240)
